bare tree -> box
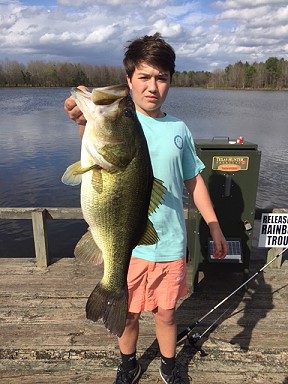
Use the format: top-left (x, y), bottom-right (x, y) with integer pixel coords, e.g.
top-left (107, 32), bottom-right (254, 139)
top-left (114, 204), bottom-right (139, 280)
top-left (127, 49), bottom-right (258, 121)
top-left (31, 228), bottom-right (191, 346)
top-left (1, 57), bottom-right (287, 89)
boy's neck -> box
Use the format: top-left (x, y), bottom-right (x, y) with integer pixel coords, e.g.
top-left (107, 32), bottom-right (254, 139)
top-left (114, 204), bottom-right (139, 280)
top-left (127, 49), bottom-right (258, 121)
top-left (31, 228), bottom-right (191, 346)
top-left (136, 108), bottom-right (165, 119)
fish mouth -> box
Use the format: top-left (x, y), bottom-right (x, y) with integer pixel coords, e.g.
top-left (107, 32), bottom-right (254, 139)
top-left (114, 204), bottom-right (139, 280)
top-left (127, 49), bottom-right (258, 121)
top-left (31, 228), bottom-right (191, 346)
top-left (91, 85), bottom-right (130, 105)
top-left (71, 84), bottom-right (131, 123)
top-left (71, 84), bottom-right (130, 106)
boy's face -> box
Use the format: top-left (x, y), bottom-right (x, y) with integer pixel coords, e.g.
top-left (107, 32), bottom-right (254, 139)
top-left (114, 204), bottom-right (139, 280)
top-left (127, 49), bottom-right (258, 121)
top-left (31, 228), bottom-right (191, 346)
top-left (126, 62), bottom-right (171, 118)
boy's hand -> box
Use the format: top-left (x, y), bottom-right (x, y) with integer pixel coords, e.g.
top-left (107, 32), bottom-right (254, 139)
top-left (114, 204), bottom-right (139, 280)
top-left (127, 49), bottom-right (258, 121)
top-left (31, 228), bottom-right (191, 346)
top-left (209, 222), bottom-right (228, 259)
top-left (63, 85), bottom-right (88, 127)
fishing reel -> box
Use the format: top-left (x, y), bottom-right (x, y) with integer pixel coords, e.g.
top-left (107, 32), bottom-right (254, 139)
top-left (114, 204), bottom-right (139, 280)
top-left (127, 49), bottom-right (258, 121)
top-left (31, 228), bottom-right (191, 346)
top-left (187, 332), bottom-right (208, 357)
top-left (187, 332), bottom-right (201, 346)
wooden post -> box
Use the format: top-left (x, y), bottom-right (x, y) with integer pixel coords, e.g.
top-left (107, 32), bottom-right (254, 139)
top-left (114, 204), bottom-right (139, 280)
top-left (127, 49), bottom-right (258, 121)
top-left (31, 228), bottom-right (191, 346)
top-left (31, 209), bottom-right (49, 268)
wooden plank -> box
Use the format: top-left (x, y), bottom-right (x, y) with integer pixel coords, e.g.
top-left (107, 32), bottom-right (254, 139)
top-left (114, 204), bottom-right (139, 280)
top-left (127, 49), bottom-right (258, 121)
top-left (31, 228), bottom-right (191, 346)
top-left (0, 254), bottom-right (287, 383)
top-left (31, 209), bottom-right (49, 267)
top-left (0, 207), bottom-right (83, 220)
top-left (0, 207), bottom-right (37, 219)
top-left (45, 208), bottom-right (83, 220)
top-left (0, 351), bottom-right (287, 384)
top-left (0, 206), bottom-right (187, 220)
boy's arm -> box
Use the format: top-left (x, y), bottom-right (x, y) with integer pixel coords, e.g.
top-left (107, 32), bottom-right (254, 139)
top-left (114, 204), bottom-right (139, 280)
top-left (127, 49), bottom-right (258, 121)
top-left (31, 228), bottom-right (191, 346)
top-left (185, 174), bottom-right (227, 259)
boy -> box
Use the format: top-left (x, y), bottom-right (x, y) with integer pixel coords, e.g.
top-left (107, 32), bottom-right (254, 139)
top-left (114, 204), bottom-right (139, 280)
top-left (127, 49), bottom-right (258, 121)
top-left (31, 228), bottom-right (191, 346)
top-left (64, 33), bottom-right (227, 384)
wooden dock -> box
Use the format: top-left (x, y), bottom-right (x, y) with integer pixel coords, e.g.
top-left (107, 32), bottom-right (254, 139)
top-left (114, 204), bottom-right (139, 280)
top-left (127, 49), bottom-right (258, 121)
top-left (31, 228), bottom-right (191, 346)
top-left (0, 236), bottom-right (287, 383)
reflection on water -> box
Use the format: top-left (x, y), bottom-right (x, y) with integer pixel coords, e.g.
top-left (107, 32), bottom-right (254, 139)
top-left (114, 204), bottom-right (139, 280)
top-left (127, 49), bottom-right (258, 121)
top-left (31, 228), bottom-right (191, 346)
top-left (0, 88), bottom-right (287, 258)
top-left (164, 88), bottom-right (288, 209)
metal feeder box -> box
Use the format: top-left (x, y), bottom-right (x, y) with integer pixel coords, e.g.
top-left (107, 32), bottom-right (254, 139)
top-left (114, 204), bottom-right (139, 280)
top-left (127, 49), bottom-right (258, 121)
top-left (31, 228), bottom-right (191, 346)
top-left (187, 137), bottom-right (261, 288)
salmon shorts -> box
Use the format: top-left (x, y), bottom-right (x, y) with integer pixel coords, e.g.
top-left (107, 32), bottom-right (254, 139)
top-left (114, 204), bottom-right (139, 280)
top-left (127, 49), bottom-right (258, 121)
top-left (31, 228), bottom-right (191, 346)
top-left (127, 257), bottom-right (188, 313)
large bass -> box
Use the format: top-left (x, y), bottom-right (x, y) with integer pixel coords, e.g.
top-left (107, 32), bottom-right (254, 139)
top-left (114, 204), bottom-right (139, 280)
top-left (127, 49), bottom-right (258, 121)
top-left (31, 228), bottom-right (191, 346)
top-left (62, 85), bottom-right (165, 337)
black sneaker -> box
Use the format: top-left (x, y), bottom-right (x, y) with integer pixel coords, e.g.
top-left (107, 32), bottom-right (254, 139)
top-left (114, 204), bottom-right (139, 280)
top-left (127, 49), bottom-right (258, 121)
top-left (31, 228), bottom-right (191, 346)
top-left (159, 366), bottom-right (182, 384)
top-left (114, 362), bottom-right (141, 384)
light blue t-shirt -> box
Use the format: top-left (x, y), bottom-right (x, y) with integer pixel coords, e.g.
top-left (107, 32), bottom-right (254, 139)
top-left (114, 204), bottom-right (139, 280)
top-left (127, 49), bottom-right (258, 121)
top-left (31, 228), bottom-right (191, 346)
top-left (132, 111), bottom-right (205, 262)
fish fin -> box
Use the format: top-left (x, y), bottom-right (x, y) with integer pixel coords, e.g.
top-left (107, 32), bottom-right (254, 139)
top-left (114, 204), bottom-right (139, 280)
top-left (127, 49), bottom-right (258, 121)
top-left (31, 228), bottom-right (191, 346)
top-left (99, 143), bottom-right (135, 169)
top-left (61, 161), bottom-right (83, 186)
top-left (86, 282), bottom-right (128, 337)
top-left (61, 162), bottom-right (102, 186)
top-left (74, 229), bottom-right (104, 265)
top-left (148, 178), bottom-right (167, 216)
top-left (91, 169), bottom-right (104, 193)
top-left (137, 178), bottom-right (166, 245)
top-left (138, 218), bottom-right (159, 245)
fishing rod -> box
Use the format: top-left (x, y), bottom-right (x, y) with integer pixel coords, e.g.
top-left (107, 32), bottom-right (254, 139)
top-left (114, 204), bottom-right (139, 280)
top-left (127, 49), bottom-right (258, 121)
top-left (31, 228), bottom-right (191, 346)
top-left (177, 247), bottom-right (288, 344)
top-left (185, 303), bottom-right (237, 356)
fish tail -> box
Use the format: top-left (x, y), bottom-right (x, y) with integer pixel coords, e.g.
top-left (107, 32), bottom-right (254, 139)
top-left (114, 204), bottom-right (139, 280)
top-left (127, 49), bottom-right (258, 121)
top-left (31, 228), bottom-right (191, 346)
top-left (86, 282), bottom-right (128, 337)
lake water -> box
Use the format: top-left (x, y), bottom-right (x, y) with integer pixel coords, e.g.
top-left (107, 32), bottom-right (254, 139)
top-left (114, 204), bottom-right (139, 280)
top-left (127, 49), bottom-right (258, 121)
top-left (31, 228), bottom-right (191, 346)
top-left (0, 88), bottom-right (287, 258)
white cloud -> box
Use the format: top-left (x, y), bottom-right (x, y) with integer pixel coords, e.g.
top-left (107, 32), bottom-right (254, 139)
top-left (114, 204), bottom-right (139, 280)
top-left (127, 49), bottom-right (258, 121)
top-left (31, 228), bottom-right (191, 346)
top-left (0, 0), bottom-right (287, 72)
top-left (215, 0), bottom-right (287, 9)
top-left (217, 5), bottom-right (270, 21)
top-left (152, 19), bottom-right (183, 38)
top-left (39, 31), bottom-right (83, 44)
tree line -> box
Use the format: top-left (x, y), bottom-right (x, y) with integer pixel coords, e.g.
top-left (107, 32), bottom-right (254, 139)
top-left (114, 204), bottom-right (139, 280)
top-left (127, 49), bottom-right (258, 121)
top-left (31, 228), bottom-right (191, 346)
top-left (1, 57), bottom-right (287, 89)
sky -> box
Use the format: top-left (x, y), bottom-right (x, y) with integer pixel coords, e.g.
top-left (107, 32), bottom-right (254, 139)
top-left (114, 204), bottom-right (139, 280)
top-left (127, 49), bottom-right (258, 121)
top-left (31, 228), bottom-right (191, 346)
top-left (1, 0), bottom-right (288, 72)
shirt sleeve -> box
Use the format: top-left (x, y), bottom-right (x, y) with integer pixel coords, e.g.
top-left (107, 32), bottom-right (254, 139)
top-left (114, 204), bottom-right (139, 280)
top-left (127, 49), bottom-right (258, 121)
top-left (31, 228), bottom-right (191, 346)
top-left (182, 126), bottom-right (205, 181)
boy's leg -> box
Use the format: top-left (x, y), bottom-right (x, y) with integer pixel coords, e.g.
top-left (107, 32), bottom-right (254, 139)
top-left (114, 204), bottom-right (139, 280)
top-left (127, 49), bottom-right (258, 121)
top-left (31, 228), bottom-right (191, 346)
top-left (153, 307), bottom-right (177, 357)
top-left (149, 259), bottom-right (187, 382)
top-left (154, 307), bottom-right (183, 383)
top-left (114, 313), bottom-right (142, 384)
top-left (118, 257), bottom-right (148, 356)
top-left (149, 258), bottom-right (187, 359)
top-left (114, 258), bottom-right (147, 383)
top-left (118, 312), bottom-right (140, 355)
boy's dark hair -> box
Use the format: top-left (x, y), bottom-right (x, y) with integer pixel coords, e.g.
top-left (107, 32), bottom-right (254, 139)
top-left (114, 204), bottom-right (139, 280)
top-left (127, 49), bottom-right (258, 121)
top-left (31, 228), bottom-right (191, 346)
top-left (123, 32), bottom-right (175, 80)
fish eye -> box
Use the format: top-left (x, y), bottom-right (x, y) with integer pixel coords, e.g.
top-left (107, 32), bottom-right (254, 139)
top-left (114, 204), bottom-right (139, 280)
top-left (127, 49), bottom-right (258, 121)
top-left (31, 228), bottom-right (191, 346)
top-left (124, 108), bottom-right (133, 118)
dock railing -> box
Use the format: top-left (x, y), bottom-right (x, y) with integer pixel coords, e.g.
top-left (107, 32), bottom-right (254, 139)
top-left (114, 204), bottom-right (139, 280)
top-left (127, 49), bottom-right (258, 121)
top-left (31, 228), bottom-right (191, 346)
top-left (0, 207), bottom-right (188, 268)
top-left (0, 207), bottom-right (83, 268)
top-left (1, 207), bottom-right (284, 270)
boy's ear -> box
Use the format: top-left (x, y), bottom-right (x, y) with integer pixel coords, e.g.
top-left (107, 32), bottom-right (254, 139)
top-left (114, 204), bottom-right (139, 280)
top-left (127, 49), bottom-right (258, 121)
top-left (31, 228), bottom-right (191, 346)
top-left (126, 75), bottom-right (132, 90)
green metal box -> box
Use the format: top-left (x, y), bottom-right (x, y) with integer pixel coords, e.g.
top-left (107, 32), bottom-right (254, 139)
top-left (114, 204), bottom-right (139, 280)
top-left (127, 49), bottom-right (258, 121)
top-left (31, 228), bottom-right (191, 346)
top-left (187, 137), bottom-right (261, 287)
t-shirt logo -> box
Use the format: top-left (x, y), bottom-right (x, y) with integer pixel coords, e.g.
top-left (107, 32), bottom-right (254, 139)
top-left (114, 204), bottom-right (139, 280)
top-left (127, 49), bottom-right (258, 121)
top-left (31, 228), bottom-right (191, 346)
top-left (174, 135), bottom-right (183, 149)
